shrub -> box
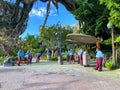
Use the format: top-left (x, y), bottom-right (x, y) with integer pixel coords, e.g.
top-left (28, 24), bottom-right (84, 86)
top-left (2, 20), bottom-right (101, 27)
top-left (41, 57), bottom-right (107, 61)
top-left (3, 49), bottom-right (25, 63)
top-left (0, 49), bottom-right (4, 56)
top-left (50, 56), bottom-right (58, 61)
top-left (0, 57), bottom-right (6, 64)
top-left (105, 59), bottom-right (116, 70)
top-left (9, 56), bottom-right (17, 61)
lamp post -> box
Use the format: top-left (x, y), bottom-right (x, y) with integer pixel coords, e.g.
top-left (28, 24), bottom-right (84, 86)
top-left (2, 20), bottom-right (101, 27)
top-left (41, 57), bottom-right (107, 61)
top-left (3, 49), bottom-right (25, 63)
top-left (57, 23), bottom-right (63, 65)
top-left (107, 22), bottom-right (116, 64)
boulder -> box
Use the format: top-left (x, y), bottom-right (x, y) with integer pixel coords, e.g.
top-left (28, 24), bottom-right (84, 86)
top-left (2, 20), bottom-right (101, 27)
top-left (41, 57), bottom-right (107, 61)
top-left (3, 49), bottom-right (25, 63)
top-left (3, 58), bottom-right (14, 66)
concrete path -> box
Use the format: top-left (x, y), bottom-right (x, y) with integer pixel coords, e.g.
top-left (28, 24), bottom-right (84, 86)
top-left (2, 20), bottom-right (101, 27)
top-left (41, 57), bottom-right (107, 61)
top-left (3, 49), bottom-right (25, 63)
top-left (0, 59), bottom-right (120, 90)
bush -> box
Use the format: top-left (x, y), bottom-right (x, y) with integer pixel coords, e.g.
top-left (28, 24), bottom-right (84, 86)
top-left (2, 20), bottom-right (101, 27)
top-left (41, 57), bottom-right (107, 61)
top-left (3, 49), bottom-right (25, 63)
top-left (0, 57), bottom-right (6, 64)
top-left (9, 56), bottom-right (17, 61)
top-left (50, 56), bottom-right (58, 61)
top-left (0, 49), bottom-right (4, 56)
top-left (41, 55), bottom-right (67, 61)
top-left (105, 59), bottom-right (116, 70)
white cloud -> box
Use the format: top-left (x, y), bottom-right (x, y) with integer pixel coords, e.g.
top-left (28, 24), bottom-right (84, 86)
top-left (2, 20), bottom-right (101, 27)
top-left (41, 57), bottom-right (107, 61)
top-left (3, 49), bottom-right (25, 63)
top-left (29, 7), bottom-right (58, 17)
top-left (29, 7), bottom-right (46, 17)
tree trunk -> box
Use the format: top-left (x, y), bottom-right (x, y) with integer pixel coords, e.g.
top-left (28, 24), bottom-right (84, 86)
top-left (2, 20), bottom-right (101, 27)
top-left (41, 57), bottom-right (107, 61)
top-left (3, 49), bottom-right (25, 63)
top-left (111, 27), bottom-right (116, 64)
top-left (0, 1), bottom-right (34, 54)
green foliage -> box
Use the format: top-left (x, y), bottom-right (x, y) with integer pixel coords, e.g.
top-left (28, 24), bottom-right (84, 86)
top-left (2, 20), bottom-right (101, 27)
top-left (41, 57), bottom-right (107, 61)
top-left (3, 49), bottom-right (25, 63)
top-left (62, 54), bottom-right (67, 61)
top-left (0, 49), bottom-right (4, 56)
top-left (103, 36), bottom-right (120, 45)
top-left (73, 0), bottom-right (110, 39)
top-left (50, 56), bottom-right (66, 61)
top-left (41, 55), bottom-right (57, 61)
top-left (105, 59), bottom-right (116, 70)
top-left (24, 34), bottom-right (40, 49)
top-left (100, 0), bottom-right (120, 28)
top-left (41, 55), bottom-right (66, 61)
top-left (115, 36), bottom-right (120, 43)
top-left (19, 35), bottom-right (42, 54)
top-left (0, 57), bottom-right (6, 64)
top-left (40, 26), bottom-right (57, 49)
top-left (9, 56), bottom-right (17, 61)
top-left (103, 38), bottom-right (112, 45)
top-left (50, 56), bottom-right (58, 61)
top-left (10, 48), bottom-right (18, 56)
top-left (41, 56), bottom-right (47, 60)
top-left (39, 25), bottom-right (73, 52)
top-left (0, 37), bottom-right (6, 41)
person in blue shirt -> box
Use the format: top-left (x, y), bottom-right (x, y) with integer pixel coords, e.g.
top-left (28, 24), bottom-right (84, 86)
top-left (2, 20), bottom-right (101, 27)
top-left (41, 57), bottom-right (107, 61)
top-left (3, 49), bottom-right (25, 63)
top-left (94, 48), bottom-right (104, 71)
top-left (36, 51), bottom-right (42, 63)
top-left (25, 50), bottom-right (32, 64)
top-left (77, 48), bottom-right (83, 65)
top-left (46, 48), bottom-right (51, 61)
top-left (66, 49), bottom-right (70, 62)
top-left (17, 49), bottom-right (24, 66)
top-left (29, 51), bottom-right (33, 64)
top-left (69, 48), bottom-right (75, 64)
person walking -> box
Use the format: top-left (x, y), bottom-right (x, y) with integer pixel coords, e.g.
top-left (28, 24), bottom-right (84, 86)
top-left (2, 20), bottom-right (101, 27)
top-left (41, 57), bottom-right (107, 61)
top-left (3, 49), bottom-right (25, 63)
top-left (25, 50), bottom-right (32, 64)
top-left (69, 48), bottom-right (75, 64)
top-left (66, 49), bottom-right (70, 62)
top-left (17, 49), bottom-right (24, 66)
top-left (36, 51), bottom-right (42, 63)
top-left (46, 48), bottom-right (51, 61)
top-left (94, 48), bottom-right (104, 71)
top-left (29, 51), bottom-right (33, 64)
top-left (77, 48), bottom-right (83, 65)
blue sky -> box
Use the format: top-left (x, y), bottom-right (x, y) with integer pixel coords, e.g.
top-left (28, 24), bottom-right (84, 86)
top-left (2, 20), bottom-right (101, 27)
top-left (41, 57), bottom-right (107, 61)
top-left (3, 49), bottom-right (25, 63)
top-left (19, 1), bottom-right (78, 38)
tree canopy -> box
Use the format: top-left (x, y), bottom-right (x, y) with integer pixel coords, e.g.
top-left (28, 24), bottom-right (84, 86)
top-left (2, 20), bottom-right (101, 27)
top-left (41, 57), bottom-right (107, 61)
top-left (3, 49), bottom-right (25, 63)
top-left (0, 0), bottom-right (120, 55)
top-left (39, 25), bottom-right (73, 52)
top-left (72, 0), bottom-right (111, 39)
top-left (100, 0), bottom-right (120, 28)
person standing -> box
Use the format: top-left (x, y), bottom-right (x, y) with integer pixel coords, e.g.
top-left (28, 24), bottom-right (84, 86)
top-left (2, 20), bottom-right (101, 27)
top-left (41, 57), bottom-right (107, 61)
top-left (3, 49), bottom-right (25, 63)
top-left (36, 51), bottom-right (42, 63)
top-left (17, 49), bottom-right (24, 66)
top-left (66, 49), bottom-right (70, 62)
top-left (46, 48), bottom-right (51, 61)
top-left (77, 48), bottom-right (83, 65)
top-left (94, 48), bottom-right (104, 71)
top-left (25, 50), bottom-right (32, 64)
top-left (69, 48), bottom-right (75, 64)
top-left (29, 51), bottom-right (33, 64)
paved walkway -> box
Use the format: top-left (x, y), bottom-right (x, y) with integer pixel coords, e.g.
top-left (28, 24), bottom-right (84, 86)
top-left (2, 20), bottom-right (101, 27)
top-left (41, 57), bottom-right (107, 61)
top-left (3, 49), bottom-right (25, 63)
top-left (0, 59), bottom-right (120, 90)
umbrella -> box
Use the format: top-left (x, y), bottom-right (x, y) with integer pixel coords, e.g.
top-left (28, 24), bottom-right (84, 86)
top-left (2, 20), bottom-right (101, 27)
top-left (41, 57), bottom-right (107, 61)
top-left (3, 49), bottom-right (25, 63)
top-left (67, 33), bottom-right (98, 44)
top-left (66, 39), bottom-right (79, 44)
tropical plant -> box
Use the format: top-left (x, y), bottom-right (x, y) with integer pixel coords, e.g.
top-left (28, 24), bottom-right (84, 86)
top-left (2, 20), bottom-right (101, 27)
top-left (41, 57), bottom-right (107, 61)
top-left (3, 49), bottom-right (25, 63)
top-left (39, 25), bottom-right (73, 55)
top-left (1, 0), bottom-right (120, 57)
top-left (0, 57), bottom-right (6, 64)
top-left (105, 59), bottom-right (116, 70)
top-left (72, 0), bottom-right (110, 40)
top-left (100, 0), bottom-right (120, 28)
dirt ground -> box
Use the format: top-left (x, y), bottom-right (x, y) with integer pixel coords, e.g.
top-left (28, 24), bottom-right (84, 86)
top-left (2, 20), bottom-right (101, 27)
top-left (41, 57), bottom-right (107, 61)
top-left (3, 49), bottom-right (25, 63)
top-left (0, 60), bottom-right (120, 90)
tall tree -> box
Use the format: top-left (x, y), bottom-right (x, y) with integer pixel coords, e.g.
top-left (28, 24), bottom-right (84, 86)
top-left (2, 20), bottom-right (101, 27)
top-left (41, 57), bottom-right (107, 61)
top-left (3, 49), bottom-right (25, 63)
top-left (72, 0), bottom-right (110, 40)
top-left (100, 0), bottom-right (120, 64)
top-left (0, 0), bottom-right (35, 55)
top-left (0, 0), bottom-right (77, 55)
top-left (39, 25), bottom-right (72, 55)
top-left (100, 0), bottom-right (120, 28)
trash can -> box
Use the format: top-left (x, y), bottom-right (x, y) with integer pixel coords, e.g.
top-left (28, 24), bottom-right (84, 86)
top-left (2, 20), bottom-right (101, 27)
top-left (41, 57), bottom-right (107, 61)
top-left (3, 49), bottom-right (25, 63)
top-left (82, 51), bottom-right (90, 67)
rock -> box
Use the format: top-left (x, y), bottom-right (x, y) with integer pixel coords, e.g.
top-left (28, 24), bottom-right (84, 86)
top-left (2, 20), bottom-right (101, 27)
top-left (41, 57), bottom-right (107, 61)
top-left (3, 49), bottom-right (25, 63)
top-left (3, 58), bottom-right (14, 66)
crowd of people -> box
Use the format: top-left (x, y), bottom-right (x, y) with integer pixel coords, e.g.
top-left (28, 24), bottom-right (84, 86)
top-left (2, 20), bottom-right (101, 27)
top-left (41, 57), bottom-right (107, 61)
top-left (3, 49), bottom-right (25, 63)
top-left (17, 47), bottom-right (104, 72)
top-left (17, 48), bottom-right (51, 66)
top-left (66, 47), bottom-right (104, 72)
